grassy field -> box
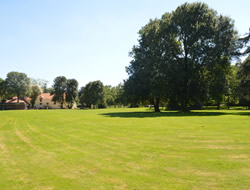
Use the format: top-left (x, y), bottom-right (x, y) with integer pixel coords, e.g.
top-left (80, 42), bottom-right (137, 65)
top-left (0, 108), bottom-right (249, 190)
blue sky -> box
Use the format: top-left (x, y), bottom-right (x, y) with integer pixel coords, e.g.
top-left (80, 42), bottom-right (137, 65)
top-left (0, 0), bottom-right (249, 87)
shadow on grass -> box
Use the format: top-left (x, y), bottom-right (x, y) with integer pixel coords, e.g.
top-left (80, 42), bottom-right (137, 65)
top-left (101, 111), bottom-right (250, 118)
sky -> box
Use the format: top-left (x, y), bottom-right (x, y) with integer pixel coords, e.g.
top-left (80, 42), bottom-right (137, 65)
top-left (0, 0), bottom-right (249, 88)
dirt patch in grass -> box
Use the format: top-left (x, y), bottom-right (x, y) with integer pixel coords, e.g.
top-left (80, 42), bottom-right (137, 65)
top-left (15, 128), bottom-right (36, 149)
top-left (229, 154), bottom-right (249, 159)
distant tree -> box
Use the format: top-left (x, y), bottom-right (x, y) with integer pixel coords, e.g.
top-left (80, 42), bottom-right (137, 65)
top-left (51, 76), bottom-right (67, 108)
top-left (66, 79), bottom-right (78, 108)
top-left (30, 78), bottom-right (49, 93)
top-left (114, 83), bottom-right (128, 106)
top-left (226, 64), bottom-right (241, 106)
top-left (238, 56), bottom-right (250, 109)
top-left (5, 72), bottom-right (30, 103)
top-left (0, 78), bottom-right (4, 101)
top-left (79, 86), bottom-right (84, 97)
top-left (208, 57), bottom-right (231, 109)
top-left (0, 78), bottom-right (8, 103)
top-left (79, 86), bottom-right (85, 107)
top-left (237, 28), bottom-right (250, 109)
top-left (104, 85), bottom-right (118, 106)
top-left (30, 85), bottom-right (42, 108)
top-left (43, 87), bottom-right (54, 93)
top-left (80, 81), bottom-right (105, 108)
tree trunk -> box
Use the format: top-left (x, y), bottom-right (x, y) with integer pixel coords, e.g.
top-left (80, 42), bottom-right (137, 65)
top-left (182, 40), bottom-right (189, 112)
top-left (181, 99), bottom-right (189, 112)
top-left (61, 95), bottom-right (64, 109)
top-left (227, 95), bottom-right (230, 110)
top-left (217, 103), bottom-right (220, 110)
top-left (154, 97), bottom-right (160, 112)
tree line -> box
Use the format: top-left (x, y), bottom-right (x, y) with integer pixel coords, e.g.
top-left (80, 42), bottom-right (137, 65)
top-left (123, 2), bottom-right (250, 112)
top-left (0, 72), bottom-right (126, 109)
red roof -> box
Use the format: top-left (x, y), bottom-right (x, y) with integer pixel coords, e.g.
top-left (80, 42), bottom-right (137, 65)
top-left (39, 93), bottom-right (54, 100)
top-left (5, 96), bottom-right (30, 104)
top-left (6, 93), bottom-right (64, 104)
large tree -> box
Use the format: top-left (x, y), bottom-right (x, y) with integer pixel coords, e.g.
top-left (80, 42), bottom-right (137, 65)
top-left (5, 72), bottom-right (30, 103)
top-left (80, 80), bottom-right (105, 108)
top-left (66, 79), bottom-right (78, 108)
top-left (125, 2), bottom-right (240, 112)
top-left (125, 18), bottom-right (174, 112)
top-left (51, 76), bottom-right (67, 108)
top-left (169, 3), bottom-right (239, 111)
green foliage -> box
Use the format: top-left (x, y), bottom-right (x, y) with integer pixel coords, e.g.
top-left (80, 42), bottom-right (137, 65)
top-left (126, 2), bottom-right (240, 112)
top-left (125, 18), bottom-right (169, 112)
top-left (0, 78), bottom-right (8, 103)
top-left (207, 57), bottom-right (231, 109)
top-left (114, 83), bottom-right (128, 106)
top-left (51, 76), bottom-right (67, 108)
top-left (51, 77), bottom-right (79, 109)
top-left (5, 71), bottom-right (30, 102)
top-left (66, 79), bottom-right (78, 108)
top-left (30, 85), bottom-right (42, 107)
top-left (80, 80), bottom-right (105, 108)
top-left (170, 3), bottom-right (239, 111)
top-left (238, 56), bottom-right (250, 108)
top-left (104, 85), bottom-right (115, 106)
top-left (43, 87), bottom-right (54, 93)
top-left (30, 78), bottom-right (49, 93)
top-left (103, 84), bottom-right (128, 107)
top-left (226, 64), bottom-right (241, 105)
top-left (240, 27), bottom-right (250, 55)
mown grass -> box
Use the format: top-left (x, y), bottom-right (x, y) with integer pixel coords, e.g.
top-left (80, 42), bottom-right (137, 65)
top-left (0, 108), bottom-right (249, 190)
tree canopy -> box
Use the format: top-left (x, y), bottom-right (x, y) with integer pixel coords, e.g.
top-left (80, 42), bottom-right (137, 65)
top-left (80, 80), bottom-right (105, 108)
top-left (125, 2), bottom-right (240, 112)
top-left (51, 76), bottom-right (67, 108)
top-left (66, 79), bottom-right (79, 108)
top-left (5, 72), bottom-right (30, 103)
